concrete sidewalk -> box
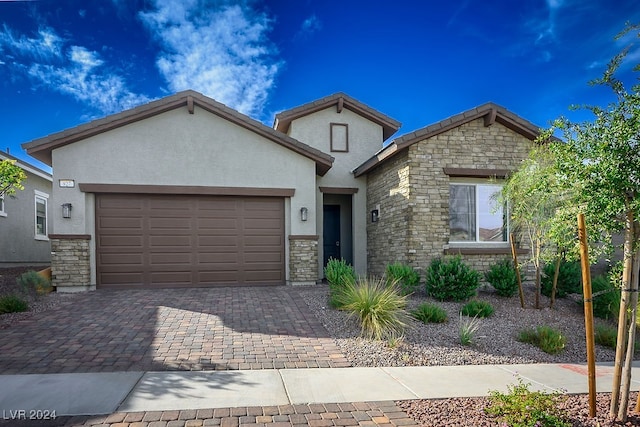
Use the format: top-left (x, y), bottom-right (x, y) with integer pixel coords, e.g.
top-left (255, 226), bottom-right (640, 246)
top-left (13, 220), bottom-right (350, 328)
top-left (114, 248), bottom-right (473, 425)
top-left (1, 362), bottom-right (639, 417)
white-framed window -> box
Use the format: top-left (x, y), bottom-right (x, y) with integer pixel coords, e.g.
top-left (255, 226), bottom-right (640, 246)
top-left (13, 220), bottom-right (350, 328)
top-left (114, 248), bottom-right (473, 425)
top-left (0, 194), bottom-right (5, 217)
top-left (449, 182), bottom-right (507, 243)
top-left (34, 190), bottom-right (49, 240)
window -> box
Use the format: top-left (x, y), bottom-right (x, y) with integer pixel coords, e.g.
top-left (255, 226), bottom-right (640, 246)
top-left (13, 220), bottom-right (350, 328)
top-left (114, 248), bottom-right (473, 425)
top-left (34, 190), bottom-right (48, 240)
top-left (449, 183), bottom-right (506, 243)
top-left (0, 194), bottom-right (5, 217)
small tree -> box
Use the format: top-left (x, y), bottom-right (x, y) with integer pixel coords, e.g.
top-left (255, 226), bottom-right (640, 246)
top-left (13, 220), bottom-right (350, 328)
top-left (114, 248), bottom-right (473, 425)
top-left (545, 22), bottom-right (640, 421)
top-left (501, 145), bottom-right (572, 308)
top-left (0, 159), bottom-right (26, 198)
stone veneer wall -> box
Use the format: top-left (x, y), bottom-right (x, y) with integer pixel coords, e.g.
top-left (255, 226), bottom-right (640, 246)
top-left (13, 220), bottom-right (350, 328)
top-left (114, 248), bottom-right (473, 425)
top-left (289, 235), bottom-right (319, 285)
top-left (366, 150), bottom-right (410, 277)
top-left (367, 118), bottom-right (533, 279)
top-left (50, 235), bottom-right (91, 291)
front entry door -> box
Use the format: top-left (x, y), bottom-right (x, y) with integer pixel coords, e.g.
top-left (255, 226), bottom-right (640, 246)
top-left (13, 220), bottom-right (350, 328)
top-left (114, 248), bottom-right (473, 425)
top-left (323, 205), bottom-right (341, 266)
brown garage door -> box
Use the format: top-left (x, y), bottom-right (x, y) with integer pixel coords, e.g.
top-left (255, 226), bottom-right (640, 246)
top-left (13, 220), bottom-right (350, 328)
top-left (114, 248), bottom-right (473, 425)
top-left (96, 194), bottom-right (285, 288)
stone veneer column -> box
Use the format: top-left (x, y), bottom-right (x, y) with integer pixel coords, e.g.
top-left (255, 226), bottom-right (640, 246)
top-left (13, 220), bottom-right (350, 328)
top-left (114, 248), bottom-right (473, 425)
top-left (288, 235), bottom-right (319, 286)
top-left (49, 234), bottom-right (92, 292)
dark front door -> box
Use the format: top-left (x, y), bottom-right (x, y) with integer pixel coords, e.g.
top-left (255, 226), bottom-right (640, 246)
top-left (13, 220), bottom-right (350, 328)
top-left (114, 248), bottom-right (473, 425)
top-left (323, 205), bottom-right (341, 266)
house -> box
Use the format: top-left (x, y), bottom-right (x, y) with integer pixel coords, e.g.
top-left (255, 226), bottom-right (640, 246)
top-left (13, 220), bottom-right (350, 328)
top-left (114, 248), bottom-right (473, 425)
top-left (0, 151), bottom-right (53, 267)
top-left (22, 90), bottom-right (538, 291)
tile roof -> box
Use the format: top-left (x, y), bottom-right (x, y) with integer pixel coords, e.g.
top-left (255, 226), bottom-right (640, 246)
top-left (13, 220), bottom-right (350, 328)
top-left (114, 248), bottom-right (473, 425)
top-left (274, 92), bottom-right (401, 140)
top-left (22, 90), bottom-right (334, 176)
top-left (353, 102), bottom-right (542, 177)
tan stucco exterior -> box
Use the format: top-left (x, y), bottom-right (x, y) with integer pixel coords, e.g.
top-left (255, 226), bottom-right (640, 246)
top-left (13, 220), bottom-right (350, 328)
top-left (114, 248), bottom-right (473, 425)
top-left (48, 103), bottom-right (318, 289)
top-left (285, 106), bottom-right (386, 276)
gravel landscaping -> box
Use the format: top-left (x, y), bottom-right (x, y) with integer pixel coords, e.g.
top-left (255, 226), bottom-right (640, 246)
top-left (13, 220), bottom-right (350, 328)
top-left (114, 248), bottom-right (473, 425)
top-left (300, 283), bottom-right (640, 426)
top-left (2, 267), bottom-right (637, 426)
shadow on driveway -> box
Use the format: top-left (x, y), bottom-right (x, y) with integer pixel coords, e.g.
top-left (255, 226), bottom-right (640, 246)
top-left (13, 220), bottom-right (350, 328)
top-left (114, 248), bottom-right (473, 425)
top-left (0, 286), bottom-right (350, 374)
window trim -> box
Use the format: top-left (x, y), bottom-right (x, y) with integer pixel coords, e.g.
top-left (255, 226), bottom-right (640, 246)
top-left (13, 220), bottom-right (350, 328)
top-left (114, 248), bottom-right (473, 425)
top-left (330, 123), bottom-right (349, 153)
top-left (449, 180), bottom-right (508, 246)
top-left (0, 194), bottom-right (5, 217)
top-left (34, 190), bottom-right (49, 241)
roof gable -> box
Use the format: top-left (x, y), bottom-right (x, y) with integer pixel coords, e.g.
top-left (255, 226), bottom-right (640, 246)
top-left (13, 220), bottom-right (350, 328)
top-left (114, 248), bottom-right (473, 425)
top-left (0, 151), bottom-right (52, 182)
top-left (22, 90), bottom-right (334, 176)
top-left (274, 92), bottom-right (401, 140)
top-left (354, 102), bottom-right (541, 177)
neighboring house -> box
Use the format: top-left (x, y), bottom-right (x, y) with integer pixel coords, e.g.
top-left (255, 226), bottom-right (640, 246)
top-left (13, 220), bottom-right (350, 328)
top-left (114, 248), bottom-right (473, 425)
top-left (0, 151), bottom-right (53, 267)
top-left (22, 90), bottom-right (539, 292)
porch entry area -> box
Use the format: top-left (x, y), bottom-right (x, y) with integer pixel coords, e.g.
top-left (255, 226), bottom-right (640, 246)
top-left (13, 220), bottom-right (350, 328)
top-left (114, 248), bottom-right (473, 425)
top-left (322, 193), bottom-right (353, 270)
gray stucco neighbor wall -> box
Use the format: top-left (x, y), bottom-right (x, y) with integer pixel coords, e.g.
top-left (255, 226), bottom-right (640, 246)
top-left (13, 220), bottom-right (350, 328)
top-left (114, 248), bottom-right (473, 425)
top-left (367, 118), bottom-right (533, 279)
top-left (0, 166), bottom-right (52, 266)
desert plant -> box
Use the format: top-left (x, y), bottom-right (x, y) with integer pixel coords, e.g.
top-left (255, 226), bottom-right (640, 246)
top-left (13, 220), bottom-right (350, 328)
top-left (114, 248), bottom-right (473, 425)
top-left (518, 326), bottom-right (566, 355)
top-left (594, 323), bottom-right (618, 350)
top-left (459, 313), bottom-right (481, 346)
top-left (485, 377), bottom-right (569, 427)
top-left (425, 255), bottom-right (480, 302)
top-left (590, 273), bottom-right (620, 320)
top-left (339, 276), bottom-right (409, 340)
top-left (541, 260), bottom-right (581, 298)
top-left (0, 294), bottom-right (28, 314)
top-left (411, 303), bottom-right (448, 323)
top-left (460, 300), bottom-right (494, 318)
top-left (17, 270), bottom-right (52, 296)
top-left (324, 258), bottom-right (357, 308)
top-left (385, 263), bottom-right (420, 295)
top-left (485, 259), bottom-right (519, 297)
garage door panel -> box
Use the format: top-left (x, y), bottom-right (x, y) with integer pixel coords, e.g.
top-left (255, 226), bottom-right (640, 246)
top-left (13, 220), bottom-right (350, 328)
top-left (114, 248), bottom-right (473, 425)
top-left (198, 252), bottom-right (239, 263)
top-left (99, 235), bottom-right (143, 248)
top-left (150, 253), bottom-right (192, 264)
top-left (97, 194), bottom-right (284, 288)
top-left (100, 253), bottom-right (144, 265)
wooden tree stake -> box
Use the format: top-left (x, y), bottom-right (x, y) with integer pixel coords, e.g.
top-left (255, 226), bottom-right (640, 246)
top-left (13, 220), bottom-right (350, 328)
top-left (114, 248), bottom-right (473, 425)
top-left (578, 213), bottom-right (596, 418)
top-left (510, 232), bottom-right (525, 309)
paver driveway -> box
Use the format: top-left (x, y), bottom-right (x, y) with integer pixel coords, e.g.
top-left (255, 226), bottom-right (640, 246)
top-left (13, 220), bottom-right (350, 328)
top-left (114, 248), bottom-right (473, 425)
top-left (0, 287), bottom-right (350, 374)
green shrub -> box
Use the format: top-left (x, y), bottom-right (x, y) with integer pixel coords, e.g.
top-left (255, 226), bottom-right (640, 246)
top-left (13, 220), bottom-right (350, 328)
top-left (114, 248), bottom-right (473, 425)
top-left (339, 276), bottom-right (409, 340)
top-left (324, 258), bottom-right (357, 308)
top-left (411, 303), bottom-right (448, 323)
top-left (0, 294), bottom-right (28, 314)
top-left (17, 270), bottom-right (52, 296)
top-left (590, 274), bottom-right (620, 320)
top-left (593, 323), bottom-right (638, 352)
top-left (485, 377), bottom-right (569, 427)
top-left (594, 324), bottom-right (617, 350)
top-left (460, 300), bottom-right (494, 318)
top-left (485, 259), bottom-right (519, 297)
top-left (518, 326), bottom-right (566, 355)
top-left (385, 263), bottom-right (420, 295)
top-left (541, 260), bottom-right (582, 298)
top-left (459, 313), bottom-right (481, 346)
top-left (425, 255), bottom-right (480, 301)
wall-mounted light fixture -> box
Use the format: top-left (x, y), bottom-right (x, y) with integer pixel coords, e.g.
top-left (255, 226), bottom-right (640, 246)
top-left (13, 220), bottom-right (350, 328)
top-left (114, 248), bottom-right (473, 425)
top-left (62, 203), bottom-right (72, 219)
top-left (300, 207), bottom-right (308, 221)
top-left (371, 209), bottom-right (379, 223)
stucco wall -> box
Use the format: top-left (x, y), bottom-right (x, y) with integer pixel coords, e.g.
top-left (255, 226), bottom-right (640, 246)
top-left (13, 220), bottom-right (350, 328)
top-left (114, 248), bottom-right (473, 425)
top-left (0, 170), bottom-right (52, 266)
top-left (287, 107), bottom-right (384, 276)
top-left (367, 118), bottom-right (533, 280)
top-left (50, 104), bottom-right (318, 286)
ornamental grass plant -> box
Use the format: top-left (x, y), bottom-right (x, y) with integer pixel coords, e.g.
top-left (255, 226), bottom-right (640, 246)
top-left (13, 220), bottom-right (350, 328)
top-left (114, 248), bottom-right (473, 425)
top-left (338, 276), bottom-right (410, 340)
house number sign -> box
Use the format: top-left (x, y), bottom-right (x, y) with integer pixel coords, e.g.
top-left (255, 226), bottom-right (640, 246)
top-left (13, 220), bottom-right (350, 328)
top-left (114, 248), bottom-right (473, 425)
top-left (59, 179), bottom-right (75, 188)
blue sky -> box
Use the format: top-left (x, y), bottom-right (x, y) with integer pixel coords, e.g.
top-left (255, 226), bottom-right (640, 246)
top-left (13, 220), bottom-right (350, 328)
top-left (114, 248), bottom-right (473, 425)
top-left (1, 0), bottom-right (639, 171)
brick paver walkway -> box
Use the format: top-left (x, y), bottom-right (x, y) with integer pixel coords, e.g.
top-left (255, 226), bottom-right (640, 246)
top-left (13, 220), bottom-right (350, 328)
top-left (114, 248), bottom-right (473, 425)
top-left (0, 402), bottom-right (419, 427)
top-left (0, 287), bottom-right (350, 374)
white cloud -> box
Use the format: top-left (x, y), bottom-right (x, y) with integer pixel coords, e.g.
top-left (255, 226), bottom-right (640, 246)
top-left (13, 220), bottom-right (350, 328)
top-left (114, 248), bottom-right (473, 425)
top-left (0, 25), bottom-right (63, 61)
top-left (300, 15), bottom-right (321, 34)
top-left (0, 25), bottom-right (150, 115)
top-left (139, 0), bottom-right (281, 118)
